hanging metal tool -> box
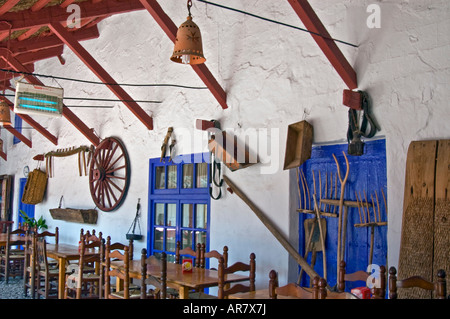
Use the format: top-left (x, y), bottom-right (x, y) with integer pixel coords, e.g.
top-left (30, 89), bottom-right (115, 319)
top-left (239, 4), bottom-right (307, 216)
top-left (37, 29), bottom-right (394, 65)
top-left (343, 90), bottom-right (378, 156)
top-left (196, 119), bottom-right (223, 200)
top-left (126, 198), bottom-right (143, 240)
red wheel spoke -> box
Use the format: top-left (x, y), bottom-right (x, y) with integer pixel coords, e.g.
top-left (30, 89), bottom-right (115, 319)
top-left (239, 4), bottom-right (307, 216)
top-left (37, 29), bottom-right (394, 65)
top-left (106, 165), bottom-right (126, 174)
top-left (103, 181), bottom-right (113, 209)
top-left (108, 179), bottom-right (123, 193)
top-left (106, 174), bottom-right (126, 180)
top-left (103, 143), bottom-right (119, 168)
top-left (105, 153), bottom-right (124, 172)
top-left (104, 179), bottom-right (118, 203)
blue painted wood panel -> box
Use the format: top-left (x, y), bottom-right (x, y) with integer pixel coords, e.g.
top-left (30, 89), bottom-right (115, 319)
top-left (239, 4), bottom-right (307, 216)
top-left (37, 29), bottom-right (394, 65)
top-left (298, 140), bottom-right (387, 291)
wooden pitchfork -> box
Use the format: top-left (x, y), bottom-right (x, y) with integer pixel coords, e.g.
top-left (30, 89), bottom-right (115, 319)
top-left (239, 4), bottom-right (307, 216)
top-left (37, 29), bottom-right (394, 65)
top-left (332, 151), bottom-right (349, 276)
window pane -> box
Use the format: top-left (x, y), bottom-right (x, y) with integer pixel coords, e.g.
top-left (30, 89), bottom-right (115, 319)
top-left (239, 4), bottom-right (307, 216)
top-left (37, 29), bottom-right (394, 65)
top-left (153, 228), bottom-right (164, 250)
top-left (166, 228), bottom-right (176, 252)
top-left (196, 163), bottom-right (208, 188)
top-left (155, 166), bottom-right (165, 189)
top-left (182, 204), bottom-right (193, 228)
top-left (155, 203), bottom-right (165, 225)
top-left (167, 204), bottom-right (177, 226)
top-left (196, 204), bottom-right (207, 229)
top-left (183, 164), bottom-right (194, 188)
top-left (167, 165), bottom-right (177, 189)
top-left (195, 231), bottom-right (206, 246)
top-left (182, 230), bottom-right (193, 249)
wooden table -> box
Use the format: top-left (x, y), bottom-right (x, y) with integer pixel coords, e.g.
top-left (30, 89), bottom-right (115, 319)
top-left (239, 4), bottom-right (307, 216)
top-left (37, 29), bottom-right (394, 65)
top-left (46, 243), bottom-right (99, 299)
top-left (111, 259), bottom-right (251, 299)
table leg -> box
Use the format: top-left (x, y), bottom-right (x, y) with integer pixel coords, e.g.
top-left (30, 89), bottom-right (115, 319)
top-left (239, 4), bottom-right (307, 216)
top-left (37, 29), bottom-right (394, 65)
top-left (58, 257), bottom-right (66, 299)
top-left (179, 286), bottom-right (189, 299)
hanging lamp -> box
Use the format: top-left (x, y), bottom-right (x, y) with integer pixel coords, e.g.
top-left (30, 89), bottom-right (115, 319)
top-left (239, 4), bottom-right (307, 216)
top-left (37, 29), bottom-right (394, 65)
top-left (0, 100), bottom-right (11, 126)
top-left (170, 0), bottom-right (206, 65)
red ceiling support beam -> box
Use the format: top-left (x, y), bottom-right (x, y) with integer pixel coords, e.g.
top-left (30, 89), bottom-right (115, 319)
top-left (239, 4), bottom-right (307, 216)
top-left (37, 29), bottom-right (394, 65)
top-left (138, 0), bottom-right (228, 109)
top-left (0, 0), bottom-right (21, 16)
top-left (0, 0), bottom-right (145, 32)
top-left (31, 0), bottom-right (53, 12)
top-left (3, 124), bottom-right (32, 148)
top-left (287, 0), bottom-right (357, 90)
top-left (49, 22), bottom-right (154, 130)
top-left (1, 26), bottom-right (99, 53)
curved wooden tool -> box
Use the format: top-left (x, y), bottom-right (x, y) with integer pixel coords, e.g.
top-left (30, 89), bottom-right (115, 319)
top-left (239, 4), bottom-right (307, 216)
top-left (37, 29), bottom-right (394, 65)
top-left (332, 151), bottom-right (349, 276)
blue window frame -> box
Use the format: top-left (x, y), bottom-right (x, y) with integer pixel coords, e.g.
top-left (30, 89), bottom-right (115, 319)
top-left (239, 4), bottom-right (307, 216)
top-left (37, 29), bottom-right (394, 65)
top-left (13, 114), bottom-right (22, 145)
top-left (297, 140), bottom-right (387, 291)
top-left (148, 153), bottom-right (211, 264)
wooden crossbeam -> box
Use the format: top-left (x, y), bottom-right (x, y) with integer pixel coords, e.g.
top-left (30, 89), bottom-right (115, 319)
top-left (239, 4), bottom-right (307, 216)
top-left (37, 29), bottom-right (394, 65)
top-left (138, 0), bottom-right (228, 109)
top-left (0, 0), bottom-right (145, 32)
top-left (287, 0), bottom-right (357, 89)
top-left (1, 26), bottom-right (99, 54)
top-left (49, 22), bottom-right (154, 130)
top-left (0, 0), bottom-right (21, 16)
top-left (3, 124), bottom-right (32, 148)
top-left (31, 0), bottom-right (53, 12)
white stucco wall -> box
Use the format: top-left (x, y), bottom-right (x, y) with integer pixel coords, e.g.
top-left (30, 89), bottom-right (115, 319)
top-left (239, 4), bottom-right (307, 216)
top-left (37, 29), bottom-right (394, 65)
top-left (1, 0), bottom-right (449, 289)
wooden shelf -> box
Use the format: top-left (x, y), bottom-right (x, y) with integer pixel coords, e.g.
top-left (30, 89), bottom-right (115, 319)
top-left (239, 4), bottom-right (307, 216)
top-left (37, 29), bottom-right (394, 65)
top-left (50, 208), bottom-right (97, 224)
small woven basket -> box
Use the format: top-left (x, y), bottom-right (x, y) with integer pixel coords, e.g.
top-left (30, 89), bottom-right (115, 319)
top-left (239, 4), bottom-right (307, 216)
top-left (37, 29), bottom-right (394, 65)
top-left (21, 169), bottom-right (48, 205)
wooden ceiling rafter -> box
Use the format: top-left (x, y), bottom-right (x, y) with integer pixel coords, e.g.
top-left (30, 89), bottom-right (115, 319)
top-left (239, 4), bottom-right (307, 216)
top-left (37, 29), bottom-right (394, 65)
top-left (0, 25), bottom-right (100, 53)
top-left (0, 0), bottom-right (21, 16)
top-left (0, 0), bottom-right (145, 32)
top-left (138, 0), bottom-right (228, 109)
top-left (48, 21), bottom-right (154, 130)
top-left (287, 0), bottom-right (357, 90)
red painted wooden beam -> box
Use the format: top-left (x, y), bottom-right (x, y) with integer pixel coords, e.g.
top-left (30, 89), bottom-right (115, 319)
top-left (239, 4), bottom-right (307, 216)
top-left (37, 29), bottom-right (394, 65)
top-left (1, 26), bottom-right (99, 53)
top-left (0, 0), bottom-right (21, 16)
top-left (31, 0), bottom-right (53, 12)
top-left (287, 0), bottom-right (357, 89)
top-left (3, 124), bottom-right (32, 148)
top-left (138, 0), bottom-right (228, 109)
top-left (0, 150), bottom-right (6, 161)
top-left (0, 0), bottom-right (145, 32)
top-left (48, 22), bottom-right (154, 130)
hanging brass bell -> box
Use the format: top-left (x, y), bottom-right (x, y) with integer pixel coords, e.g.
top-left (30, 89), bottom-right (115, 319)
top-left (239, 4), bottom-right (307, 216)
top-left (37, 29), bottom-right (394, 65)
top-left (0, 101), bottom-right (11, 126)
top-left (170, 15), bottom-right (206, 65)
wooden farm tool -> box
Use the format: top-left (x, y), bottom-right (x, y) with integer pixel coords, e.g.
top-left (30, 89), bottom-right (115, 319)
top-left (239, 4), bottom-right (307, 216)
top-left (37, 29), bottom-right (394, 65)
top-left (354, 189), bottom-right (387, 266)
top-left (160, 127), bottom-right (173, 162)
top-left (332, 151), bottom-right (349, 276)
top-left (223, 175), bottom-right (323, 283)
top-left (43, 145), bottom-right (93, 177)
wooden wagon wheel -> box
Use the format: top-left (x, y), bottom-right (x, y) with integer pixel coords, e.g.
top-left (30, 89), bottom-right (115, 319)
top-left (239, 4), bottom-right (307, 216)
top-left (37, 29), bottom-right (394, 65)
top-left (89, 137), bottom-right (130, 212)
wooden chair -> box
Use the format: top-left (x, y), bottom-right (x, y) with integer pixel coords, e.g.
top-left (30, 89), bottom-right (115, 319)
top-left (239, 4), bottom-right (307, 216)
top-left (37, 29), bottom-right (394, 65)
top-left (388, 266), bottom-right (447, 299)
top-left (338, 261), bottom-right (386, 299)
top-left (35, 239), bottom-right (61, 299)
top-left (103, 236), bottom-right (139, 299)
top-left (23, 231), bottom-right (36, 298)
top-left (64, 238), bottom-right (102, 299)
top-left (0, 227), bottom-right (26, 283)
top-left (140, 248), bottom-right (167, 299)
top-left (218, 253), bottom-right (256, 299)
top-left (269, 270), bottom-right (320, 299)
top-left (200, 243), bottom-right (228, 269)
top-left (175, 241), bottom-right (201, 267)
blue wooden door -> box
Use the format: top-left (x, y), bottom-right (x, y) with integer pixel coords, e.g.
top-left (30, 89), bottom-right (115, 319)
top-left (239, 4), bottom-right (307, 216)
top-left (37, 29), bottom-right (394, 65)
top-left (297, 140), bottom-right (387, 291)
top-left (18, 178), bottom-right (35, 223)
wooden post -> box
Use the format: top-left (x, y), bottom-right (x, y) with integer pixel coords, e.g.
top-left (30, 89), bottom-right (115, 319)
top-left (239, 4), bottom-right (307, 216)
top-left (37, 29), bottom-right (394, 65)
top-left (223, 175), bottom-right (320, 282)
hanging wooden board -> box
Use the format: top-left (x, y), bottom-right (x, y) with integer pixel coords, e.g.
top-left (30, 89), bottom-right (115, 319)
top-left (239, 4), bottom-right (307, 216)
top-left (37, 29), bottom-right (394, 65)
top-left (398, 140), bottom-right (436, 299)
top-left (434, 140), bottom-right (450, 296)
